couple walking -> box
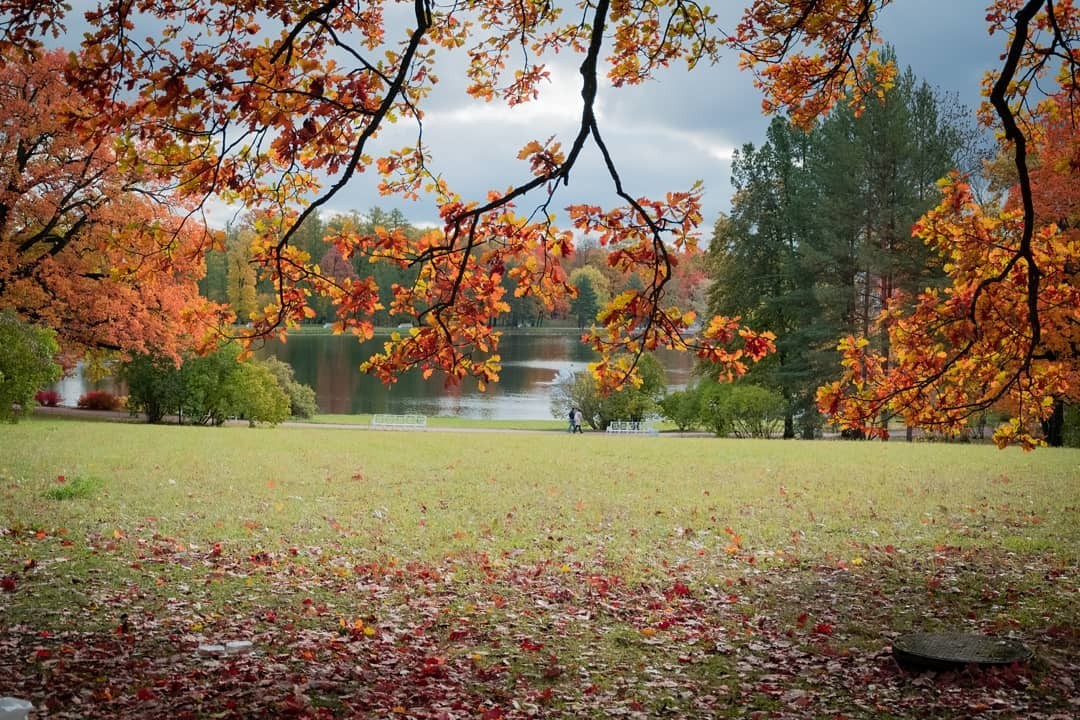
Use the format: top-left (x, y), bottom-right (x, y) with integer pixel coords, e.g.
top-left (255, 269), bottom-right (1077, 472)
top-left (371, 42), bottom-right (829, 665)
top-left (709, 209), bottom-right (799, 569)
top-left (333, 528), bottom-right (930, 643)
top-left (568, 407), bottom-right (584, 434)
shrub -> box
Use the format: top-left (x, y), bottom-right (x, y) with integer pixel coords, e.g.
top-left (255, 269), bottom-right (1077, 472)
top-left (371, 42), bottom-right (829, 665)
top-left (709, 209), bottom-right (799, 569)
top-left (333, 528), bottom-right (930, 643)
top-left (121, 353), bottom-right (183, 423)
top-left (658, 389), bottom-right (701, 431)
top-left (257, 356), bottom-right (319, 418)
top-left (726, 384), bottom-right (785, 438)
top-left (35, 389), bottom-right (61, 407)
top-left (697, 382), bottom-right (733, 437)
top-left (181, 343), bottom-right (246, 425)
top-left (697, 382), bottom-right (785, 438)
top-left (0, 311), bottom-right (61, 422)
top-left (234, 361), bottom-right (291, 427)
top-left (77, 391), bottom-right (121, 411)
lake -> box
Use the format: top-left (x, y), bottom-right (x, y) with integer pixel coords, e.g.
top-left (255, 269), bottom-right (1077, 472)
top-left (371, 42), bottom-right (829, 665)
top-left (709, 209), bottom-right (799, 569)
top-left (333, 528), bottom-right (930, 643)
top-left (52, 331), bottom-right (696, 420)
top-left (258, 331), bottom-right (695, 420)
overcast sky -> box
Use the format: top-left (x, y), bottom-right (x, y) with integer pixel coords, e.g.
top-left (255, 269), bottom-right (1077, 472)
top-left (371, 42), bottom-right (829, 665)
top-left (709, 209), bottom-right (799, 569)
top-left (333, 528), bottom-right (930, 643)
top-left (316, 0), bottom-right (1004, 234)
top-left (58, 1), bottom-right (1004, 232)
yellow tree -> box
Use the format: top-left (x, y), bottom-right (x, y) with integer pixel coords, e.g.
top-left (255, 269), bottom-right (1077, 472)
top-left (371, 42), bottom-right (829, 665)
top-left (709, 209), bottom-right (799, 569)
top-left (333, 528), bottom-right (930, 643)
top-left (226, 228), bottom-right (260, 324)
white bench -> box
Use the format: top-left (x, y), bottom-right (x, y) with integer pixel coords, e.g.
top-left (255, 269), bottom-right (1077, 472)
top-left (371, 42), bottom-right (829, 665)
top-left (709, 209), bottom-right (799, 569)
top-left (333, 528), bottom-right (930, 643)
top-left (371, 414), bottom-right (428, 429)
top-left (605, 420), bottom-right (658, 436)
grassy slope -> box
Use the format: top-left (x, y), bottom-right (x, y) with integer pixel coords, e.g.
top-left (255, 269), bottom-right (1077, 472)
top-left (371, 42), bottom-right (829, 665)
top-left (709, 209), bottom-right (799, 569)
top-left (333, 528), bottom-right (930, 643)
top-left (0, 419), bottom-right (1077, 718)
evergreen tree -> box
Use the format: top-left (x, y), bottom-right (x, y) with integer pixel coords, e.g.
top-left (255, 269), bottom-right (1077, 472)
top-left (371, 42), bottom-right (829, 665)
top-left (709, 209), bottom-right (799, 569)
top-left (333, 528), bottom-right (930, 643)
top-left (706, 54), bottom-right (969, 438)
top-left (569, 272), bottom-right (600, 329)
top-left (707, 118), bottom-right (823, 437)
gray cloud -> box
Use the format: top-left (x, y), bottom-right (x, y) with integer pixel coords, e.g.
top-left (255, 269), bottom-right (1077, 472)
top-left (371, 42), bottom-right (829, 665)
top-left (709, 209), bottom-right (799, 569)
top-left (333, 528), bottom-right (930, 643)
top-left (381, 1), bottom-right (1004, 232)
top-left (56, 1), bottom-right (1006, 234)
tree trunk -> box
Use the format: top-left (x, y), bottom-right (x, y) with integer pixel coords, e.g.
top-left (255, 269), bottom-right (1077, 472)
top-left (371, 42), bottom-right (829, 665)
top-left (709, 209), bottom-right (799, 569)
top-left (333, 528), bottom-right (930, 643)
top-left (783, 411), bottom-right (795, 439)
top-left (1042, 399), bottom-right (1065, 447)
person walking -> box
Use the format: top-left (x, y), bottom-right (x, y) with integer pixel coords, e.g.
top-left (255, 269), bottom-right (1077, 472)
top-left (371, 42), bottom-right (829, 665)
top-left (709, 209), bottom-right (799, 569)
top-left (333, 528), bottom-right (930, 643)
top-left (572, 407), bottom-right (584, 434)
top-left (568, 407), bottom-right (576, 433)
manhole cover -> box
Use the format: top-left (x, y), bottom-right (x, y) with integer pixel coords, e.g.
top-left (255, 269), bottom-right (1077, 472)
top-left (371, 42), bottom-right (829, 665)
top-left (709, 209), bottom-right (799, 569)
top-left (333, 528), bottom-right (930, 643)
top-left (893, 632), bottom-right (1032, 671)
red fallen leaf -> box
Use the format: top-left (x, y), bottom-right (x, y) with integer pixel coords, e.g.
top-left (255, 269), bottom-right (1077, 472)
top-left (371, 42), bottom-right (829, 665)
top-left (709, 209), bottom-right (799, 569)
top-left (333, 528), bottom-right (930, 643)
top-left (795, 612), bottom-right (809, 628)
top-left (519, 638), bottom-right (544, 652)
top-left (136, 687), bottom-right (155, 701)
top-left (209, 543), bottom-right (222, 556)
top-left (481, 709), bottom-right (504, 720)
top-left (812, 622), bottom-right (834, 635)
top-left (420, 656), bottom-right (447, 677)
top-left (670, 581), bottom-right (691, 597)
top-left (1, 575), bottom-right (16, 592)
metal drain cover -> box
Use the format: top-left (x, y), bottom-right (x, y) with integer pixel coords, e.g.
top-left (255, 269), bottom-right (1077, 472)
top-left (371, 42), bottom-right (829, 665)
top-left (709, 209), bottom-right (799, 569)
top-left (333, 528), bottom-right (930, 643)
top-left (893, 632), bottom-right (1032, 671)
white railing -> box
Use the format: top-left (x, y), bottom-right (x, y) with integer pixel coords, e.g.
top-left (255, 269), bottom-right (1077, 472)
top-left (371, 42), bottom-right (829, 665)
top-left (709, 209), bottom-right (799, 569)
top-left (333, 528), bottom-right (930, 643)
top-left (605, 420), bottom-right (658, 436)
top-left (371, 414), bottom-right (428, 429)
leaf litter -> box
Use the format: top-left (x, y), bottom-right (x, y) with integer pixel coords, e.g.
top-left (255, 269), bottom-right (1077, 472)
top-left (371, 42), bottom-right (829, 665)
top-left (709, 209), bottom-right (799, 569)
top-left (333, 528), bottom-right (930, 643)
top-left (1, 521), bottom-right (1077, 719)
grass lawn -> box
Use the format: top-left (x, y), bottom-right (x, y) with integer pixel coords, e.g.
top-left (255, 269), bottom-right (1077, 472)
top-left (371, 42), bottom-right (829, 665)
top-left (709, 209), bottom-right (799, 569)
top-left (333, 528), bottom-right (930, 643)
top-left (0, 418), bottom-right (1077, 718)
top-left (306, 414), bottom-right (568, 431)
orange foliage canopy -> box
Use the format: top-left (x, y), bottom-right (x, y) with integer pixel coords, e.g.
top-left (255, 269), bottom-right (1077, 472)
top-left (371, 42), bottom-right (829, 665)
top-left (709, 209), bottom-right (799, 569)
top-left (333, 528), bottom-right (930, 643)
top-left (814, 1), bottom-right (1079, 448)
top-left (0, 1), bottom-right (1074, 434)
top-left (0, 49), bottom-right (223, 363)
top-left (817, 96), bottom-right (1079, 448)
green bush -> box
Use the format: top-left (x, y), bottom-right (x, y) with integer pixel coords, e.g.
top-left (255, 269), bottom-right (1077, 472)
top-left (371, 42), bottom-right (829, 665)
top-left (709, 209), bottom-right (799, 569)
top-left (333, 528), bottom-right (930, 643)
top-left (181, 343), bottom-right (246, 425)
top-left (726, 384), bottom-right (786, 438)
top-left (123, 345), bottom-right (296, 426)
top-left (697, 382), bottom-right (785, 438)
top-left (234, 361), bottom-right (291, 426)
top-left (697, 382), bottom-right (733, 437)
top-left (121, 353), bottom-right (184, 423)
top-left (0, 312), bottom-right (61, 422)
top-left (258, 356), bottom-right (318, 418)
top-left (658, 389), bottom-right (701, 431)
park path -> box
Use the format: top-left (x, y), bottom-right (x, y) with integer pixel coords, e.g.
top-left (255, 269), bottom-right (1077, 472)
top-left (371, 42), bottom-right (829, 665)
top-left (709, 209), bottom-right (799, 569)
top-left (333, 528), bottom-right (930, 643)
top-left (30, 405), bottom-right (712, 437)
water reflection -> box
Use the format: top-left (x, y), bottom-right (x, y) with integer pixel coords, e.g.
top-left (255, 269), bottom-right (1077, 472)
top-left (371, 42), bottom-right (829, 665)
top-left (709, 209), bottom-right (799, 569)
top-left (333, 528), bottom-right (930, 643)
top-left (50, 332), bottom-right (695, 420)
top-left (259, 332), bottom-right (694, 420)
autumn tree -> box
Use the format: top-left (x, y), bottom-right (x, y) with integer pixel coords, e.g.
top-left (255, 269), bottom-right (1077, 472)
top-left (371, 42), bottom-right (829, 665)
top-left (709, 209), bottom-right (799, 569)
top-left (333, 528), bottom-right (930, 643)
top-left (0, 0), bottom-right (781, 391)
top-left (226, 227), bottom-right (260, 323)
top-left (818, 91), bottom-right (1080, 448)
top-left (0, 48), bottom-right (222, 362)
top-left (1, 1), bottom-right (1073, 439)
